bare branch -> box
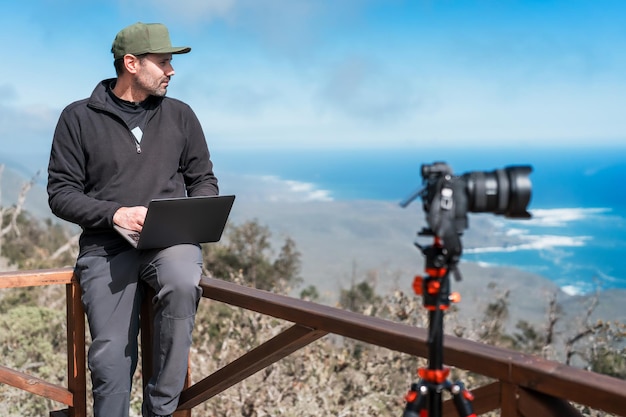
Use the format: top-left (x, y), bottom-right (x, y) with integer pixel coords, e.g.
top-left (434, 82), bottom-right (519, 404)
top-left (50, 233), bottom-right (81, 260)
top-left (0, 164), bottom-right (4, 207)
top-left (8, 170), bottom-right (41, 238)
top-left (0, 164), bottom-right (4, 256)
top-left (545, 292), bottom-right (559, 346)
top-left (563, 290), bottom-right (602, 366)
top-left (0, 169), bottom-right (41, 239)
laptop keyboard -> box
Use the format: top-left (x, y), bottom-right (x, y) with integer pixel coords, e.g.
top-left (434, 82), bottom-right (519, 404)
top-left (129, 233), bottom-right (140, 243)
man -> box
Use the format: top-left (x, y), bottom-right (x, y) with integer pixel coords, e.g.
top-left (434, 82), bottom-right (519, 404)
top-left (47, 22), bottom-right (218, 417)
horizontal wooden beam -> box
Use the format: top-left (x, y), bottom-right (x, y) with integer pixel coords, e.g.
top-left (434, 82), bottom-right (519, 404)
top-left (178, 324), bottom-right (327, 410)
top-left (518, 387), bottom-right (583, 417)
top-left (0, 365), bottom-right (73, 406)
top-left (0, 267), bottom-right (74, 289)
top-left (508, 352), bottom-right (625, 415)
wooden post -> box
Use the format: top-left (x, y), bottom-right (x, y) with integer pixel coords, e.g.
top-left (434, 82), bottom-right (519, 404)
top-left (66, 277), bottom-right (87, 417)
top-left (500, 382), bottom-right (520, 417)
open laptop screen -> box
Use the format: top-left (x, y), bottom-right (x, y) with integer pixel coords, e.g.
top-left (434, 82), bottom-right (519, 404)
top-left (114, 195), bottom-right (235, 250)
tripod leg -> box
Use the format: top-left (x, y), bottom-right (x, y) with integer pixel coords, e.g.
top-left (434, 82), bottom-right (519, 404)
top-left (451, 381), bottom-right (476, 417)
top-left (402, 382), bottom-right (427, 417)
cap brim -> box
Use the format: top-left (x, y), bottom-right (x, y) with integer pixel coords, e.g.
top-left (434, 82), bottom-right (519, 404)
top-left (161, 46), bottom-right (191, 55)
top-left (113, 46), bottom-right (192, 59)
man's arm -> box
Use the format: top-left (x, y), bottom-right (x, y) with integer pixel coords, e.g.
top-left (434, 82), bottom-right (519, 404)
top-left (47, 107), bottom-right (122, 229)
top-left (180, 105), bottom-right (219, 197)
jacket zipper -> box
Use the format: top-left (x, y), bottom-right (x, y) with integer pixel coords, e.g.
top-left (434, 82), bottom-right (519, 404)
top-left (129, 128), bottom-right (142, 153)
top-left (133, 110), bottom-right (152, 154)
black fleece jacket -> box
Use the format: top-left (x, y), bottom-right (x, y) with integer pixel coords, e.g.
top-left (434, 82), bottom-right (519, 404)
top-left (48, 79), bottom-right (219, 256)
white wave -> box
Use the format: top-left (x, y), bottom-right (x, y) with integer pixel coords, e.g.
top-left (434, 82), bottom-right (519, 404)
top-left (282, 179), bottom-right (334, 201)
top-left (467, 207), bottom-right (624, 294)
top-left (557, 269), bottom-right (619, 295)
top-left (594, 270), bottom-right (621, 285)
top-left (561, 284), bottom-right (586, 296)
top-left (505, 227), bottom-right (527, 236)
top-left (465, 234), bottom-right (591, 254)
top-left (221, 173), bottom-right (334, 202)
top-left (527, 207), bottom-right (611, 227)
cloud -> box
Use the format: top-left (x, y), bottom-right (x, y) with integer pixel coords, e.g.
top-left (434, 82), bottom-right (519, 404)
top-left (5, 0), bottom-right (625, 152)
top-left (119, 0), bottom-right (368, 60)
top-left (0, 84), bottom-right (18, 104)
top-left (119, 0), bottom-right (238, 23)
top-left (316, 56), bottom-right (421, 122)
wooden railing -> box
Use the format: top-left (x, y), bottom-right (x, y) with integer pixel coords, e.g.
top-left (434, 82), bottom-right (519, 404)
top-left (0, 268), bottom-right (86, 417)
top-left (1, 268), bottom-right (625, 416)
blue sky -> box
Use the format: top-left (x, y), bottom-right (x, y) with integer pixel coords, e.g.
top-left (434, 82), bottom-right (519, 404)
top-left (2, 0), bottom-right (625, 154)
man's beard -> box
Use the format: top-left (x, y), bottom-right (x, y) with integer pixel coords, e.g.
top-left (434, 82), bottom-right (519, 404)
top-left (134, 74), bottom-right (169, 98)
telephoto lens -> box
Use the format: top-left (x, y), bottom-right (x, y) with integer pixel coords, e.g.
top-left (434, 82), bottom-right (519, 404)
top-left (462, 166), bottom-right (532, 218)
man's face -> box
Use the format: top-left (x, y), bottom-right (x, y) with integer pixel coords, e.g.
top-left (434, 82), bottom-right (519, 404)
top-left (133, 53), bottom-right (175, 98)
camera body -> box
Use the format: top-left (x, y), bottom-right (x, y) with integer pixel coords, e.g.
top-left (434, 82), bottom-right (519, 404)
top-left (402, 162), bottom-right (532, 263)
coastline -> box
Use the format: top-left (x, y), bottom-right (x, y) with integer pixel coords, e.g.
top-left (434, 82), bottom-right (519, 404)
top-left (4, 164), bottom-right (625, 332)
top-left (228, 197), bottom-right (626, 331)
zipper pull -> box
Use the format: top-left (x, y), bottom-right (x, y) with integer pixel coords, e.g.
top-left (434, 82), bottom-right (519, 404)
top-left (135, 142), bottom-right (142, 154)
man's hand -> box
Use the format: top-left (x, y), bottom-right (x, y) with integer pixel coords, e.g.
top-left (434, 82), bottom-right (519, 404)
top-left (113, 206), bottom-right (148, 232)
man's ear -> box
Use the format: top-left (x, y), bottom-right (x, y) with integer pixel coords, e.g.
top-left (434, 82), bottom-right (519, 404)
top-left (123, 54), bottom-right (140, 74)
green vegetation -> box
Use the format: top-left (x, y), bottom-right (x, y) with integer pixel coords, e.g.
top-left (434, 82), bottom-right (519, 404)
top-left (202, 220), bottom-right (302, 292)
top-left (0, 287), bottom-right (67, 416)
top-left (1, 211), bottom-right (77, 270)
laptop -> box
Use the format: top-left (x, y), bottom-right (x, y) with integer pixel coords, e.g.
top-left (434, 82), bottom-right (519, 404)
top-left (114, 195), bottom-right (235, 250)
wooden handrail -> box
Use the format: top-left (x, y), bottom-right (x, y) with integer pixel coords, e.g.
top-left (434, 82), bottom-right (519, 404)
top-left (0, 267), bottom-right (74, 288)
top-left (196, 276), bottom-right (626, 416)
top-left (1, 268), bottom-right (625, 416)
top-left (0, 365), bottom-right (73, 406)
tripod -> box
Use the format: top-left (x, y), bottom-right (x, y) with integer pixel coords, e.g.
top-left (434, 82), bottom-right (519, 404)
top-left (402, 235), bottom-right (476, 417)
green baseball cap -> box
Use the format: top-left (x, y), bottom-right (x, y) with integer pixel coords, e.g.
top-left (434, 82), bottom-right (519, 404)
top-left (111, 22), bottom-right (191, 60)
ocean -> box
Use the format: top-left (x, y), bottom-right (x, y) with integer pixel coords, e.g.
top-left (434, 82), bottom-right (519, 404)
top-left (215, 146), bottom-right (626, 295)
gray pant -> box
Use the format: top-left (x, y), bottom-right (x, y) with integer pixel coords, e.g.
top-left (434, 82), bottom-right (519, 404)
top-left (75, 244), bottom-right (203, 417)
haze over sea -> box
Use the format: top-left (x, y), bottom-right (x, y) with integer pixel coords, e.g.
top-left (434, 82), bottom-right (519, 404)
top-left (216, 146), bottom-right (626, 296)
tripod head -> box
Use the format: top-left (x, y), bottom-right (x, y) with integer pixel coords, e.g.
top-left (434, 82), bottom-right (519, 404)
top-left (412, 235), bottom-right (461, 311)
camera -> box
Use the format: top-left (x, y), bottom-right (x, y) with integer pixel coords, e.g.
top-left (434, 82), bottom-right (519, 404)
top-left (400, 163), bottom-right (532, 413)
top-left (401, 162), bottom-right (532, 263)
